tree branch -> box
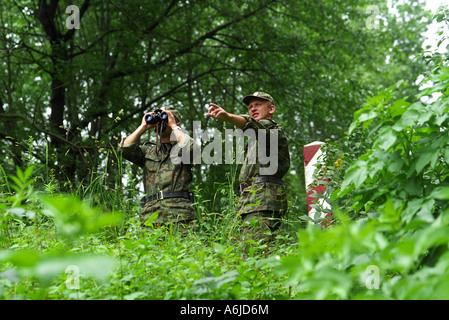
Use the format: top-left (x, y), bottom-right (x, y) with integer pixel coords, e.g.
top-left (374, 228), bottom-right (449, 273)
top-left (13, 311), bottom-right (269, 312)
top-left (110, 0), bottom-right (279, 79)
top-left (0, 113), bottom-right (96, 150)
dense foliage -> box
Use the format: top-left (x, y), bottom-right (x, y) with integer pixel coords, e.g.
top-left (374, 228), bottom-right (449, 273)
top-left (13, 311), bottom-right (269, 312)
top-left (299, 6), bottom-right (449, 299)
top-left (1, 0), bottom-right (448, 301)
top-left (1, 0), bottom-right (430, 212)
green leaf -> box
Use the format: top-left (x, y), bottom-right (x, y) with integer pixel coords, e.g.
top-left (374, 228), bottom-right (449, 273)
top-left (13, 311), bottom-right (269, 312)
top-left (389, 98), bottom-right (410, 118)
top-left (414, 151), bottom-right (439, 174)
top-left (143, 211), bottom-right (159, 226)
top-left (34, 254), bottom-right (116, 285)
top-left (379, 197), bottom-right (402, 223)
top-left (341, 161), bottom-right (368, 190)
top-left (375, 127), bottom-right (397, 151)
top-left (0, 250), bottom-right (40, 268)
top-left (443, 148), bottom-right (449, 164)
top-left (212, 242), bottom-right (226, 254)
top-left (40, 195), bottom-right (123, 238)
top-left (430, 187), bottom-right (449, 200)
top-left (358, 110), bottom-right (378, 123)
top-left (299, 214), bottom-right (314, 222)
top-left (415, 199), bottom-right (435, 222)
top-left (392, 108), bottom-right (420, 131)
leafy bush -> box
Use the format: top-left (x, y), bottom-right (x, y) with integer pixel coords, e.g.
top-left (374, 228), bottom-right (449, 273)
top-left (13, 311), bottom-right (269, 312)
top-left (278, 11), bottom-right (449, 298)
top-left (0, 162), bottom-right (299, 300)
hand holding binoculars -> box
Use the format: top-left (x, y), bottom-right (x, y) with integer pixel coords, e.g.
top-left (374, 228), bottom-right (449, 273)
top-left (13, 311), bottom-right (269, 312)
top-left (145, 109), bottom-right (168, 125)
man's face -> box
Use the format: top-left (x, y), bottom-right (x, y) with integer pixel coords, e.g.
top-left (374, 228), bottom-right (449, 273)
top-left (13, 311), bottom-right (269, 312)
top-left (247, 98), bottom-right (274, 121)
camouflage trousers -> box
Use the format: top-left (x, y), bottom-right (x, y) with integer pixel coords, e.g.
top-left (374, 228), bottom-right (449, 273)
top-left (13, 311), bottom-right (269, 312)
top-left (167, 219), bottom-right (197, 236)
top-left (144, 219), bottom-right (197, 236)
top-left (140, 212), bottom-right (197, 236)
top-left (239, 210), bottom-right (281, 244)
top-left (140, 198), bottom-right (197, 236)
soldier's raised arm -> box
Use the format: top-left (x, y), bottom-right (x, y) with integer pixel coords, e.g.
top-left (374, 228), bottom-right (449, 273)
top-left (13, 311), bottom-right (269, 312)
top-left (122, 113), bottom-right (157, 147)
top-left (206, 103), bottom-right (248, 128)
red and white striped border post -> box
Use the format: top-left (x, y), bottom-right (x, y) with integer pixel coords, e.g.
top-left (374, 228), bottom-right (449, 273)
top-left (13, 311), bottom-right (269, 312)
top-left (303, 141), bottom-right (331, 219)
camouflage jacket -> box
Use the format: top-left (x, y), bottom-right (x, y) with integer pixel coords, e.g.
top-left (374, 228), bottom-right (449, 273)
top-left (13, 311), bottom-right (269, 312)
top-left (236, 115), bottom-right (290, 215)
top-left (118, 137), bottom-right (196, 224)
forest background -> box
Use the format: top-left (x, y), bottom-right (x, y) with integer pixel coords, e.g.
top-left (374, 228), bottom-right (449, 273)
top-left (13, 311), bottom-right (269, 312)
top-left (1, 0), bottom-right (449, 300)
top-left (0, 0), bottom-right (431, 207)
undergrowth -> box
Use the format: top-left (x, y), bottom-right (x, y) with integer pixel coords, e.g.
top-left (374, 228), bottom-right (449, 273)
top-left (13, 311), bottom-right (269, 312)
top-left (0, 163), bottom-right (302, 300)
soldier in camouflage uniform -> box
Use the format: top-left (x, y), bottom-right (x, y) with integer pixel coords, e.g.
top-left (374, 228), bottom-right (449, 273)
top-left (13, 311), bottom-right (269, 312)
top-left (118, 107), bottom-right (197, 232)
top-left (207, 92), bottom-right (290, 242)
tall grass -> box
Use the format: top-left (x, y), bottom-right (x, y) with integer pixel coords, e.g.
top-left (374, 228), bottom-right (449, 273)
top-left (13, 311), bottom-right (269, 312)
top-left (0, 148), bottom-right (301, 300)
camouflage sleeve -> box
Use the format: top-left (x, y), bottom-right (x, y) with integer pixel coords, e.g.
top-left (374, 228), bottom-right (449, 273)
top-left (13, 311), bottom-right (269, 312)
top-left (238, 114), bottom-right (272, 130)
top-left (237, 114), bottom-right (290, 179)
top-left (117, 138), bottom-right (145, 168)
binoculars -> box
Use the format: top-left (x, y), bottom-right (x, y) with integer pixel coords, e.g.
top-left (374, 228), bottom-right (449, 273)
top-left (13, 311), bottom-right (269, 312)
top-left (145, 109), bottom-right (168, 125)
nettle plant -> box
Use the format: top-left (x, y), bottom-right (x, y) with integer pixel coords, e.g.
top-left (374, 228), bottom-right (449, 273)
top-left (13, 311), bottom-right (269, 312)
top-left (338, 71), bottom-right (449, 221)
top-left (280, 54), bottom-right (449, 298)
top-left (311, 56), bottom-right (449, 224)
top-left (333, 6), bottom-right (449, 223)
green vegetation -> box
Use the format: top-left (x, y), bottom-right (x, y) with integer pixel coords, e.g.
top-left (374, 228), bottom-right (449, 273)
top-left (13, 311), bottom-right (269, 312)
top-left (1, 0), bottom-right (449, 300)
top-left (0, 0), bottom-right (431, 210)
top-left (0, 164), bottom-right (301, 299)
top-left (296, 9), bottom-right (449, 298)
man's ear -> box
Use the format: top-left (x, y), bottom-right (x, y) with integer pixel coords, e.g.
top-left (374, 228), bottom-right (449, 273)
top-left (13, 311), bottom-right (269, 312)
top-left (269, 104), bottom-right (275, 115)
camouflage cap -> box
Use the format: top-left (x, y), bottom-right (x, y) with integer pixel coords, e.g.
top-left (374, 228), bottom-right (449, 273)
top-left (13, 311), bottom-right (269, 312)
top-left (162, 106), bottom-right (181, 123)
top-left (242, 91), bottom-right (274, 106)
